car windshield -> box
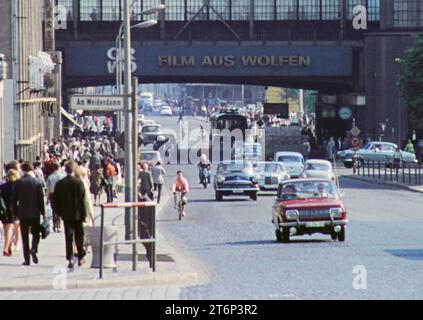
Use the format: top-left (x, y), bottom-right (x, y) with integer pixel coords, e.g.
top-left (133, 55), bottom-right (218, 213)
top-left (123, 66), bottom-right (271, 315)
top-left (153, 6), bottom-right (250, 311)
top-left (277, 155), bottom-right (303, 163)
top-left (306, 163), bottom-right (331, 171)
top-left (254, 163), bottom-right (283, 174)
top-left (141, 153), bottom-right (157, 161)
top-left (142, 126), bottom-right (159, 133)
top-left (218, 162), bottom-right (254, 175)
top-left (278, 181), bottom-right (338, 200)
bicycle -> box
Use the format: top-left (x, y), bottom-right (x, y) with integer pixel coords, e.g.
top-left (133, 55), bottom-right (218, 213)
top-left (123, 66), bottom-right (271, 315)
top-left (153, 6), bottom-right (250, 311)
top-left (174, 191), bottom-right (184, 220)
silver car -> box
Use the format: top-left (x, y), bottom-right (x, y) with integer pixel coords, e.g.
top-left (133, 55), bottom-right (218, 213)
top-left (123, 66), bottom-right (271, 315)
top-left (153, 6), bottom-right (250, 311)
top-left (338, 141), bottom-right (416, 168)
top-left (253, 162), bottom-right (290, 191)
top-left (301, 160), bottom-right (336, 181)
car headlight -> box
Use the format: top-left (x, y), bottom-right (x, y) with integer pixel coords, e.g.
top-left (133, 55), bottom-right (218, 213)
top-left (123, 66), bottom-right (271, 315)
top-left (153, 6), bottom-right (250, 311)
top-left (285, 210), bottom-right (299, 220)
top-left (216, 176), bottom-right (225, 184)
top-left (330, 208), bottom-right (343, 219)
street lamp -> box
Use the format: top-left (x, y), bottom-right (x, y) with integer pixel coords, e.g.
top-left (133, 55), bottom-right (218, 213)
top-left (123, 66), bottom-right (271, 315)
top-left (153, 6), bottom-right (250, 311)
top-left (115, 20), bottom-right (158, 96)
top-left (120, 0), bottom-right (164, 241)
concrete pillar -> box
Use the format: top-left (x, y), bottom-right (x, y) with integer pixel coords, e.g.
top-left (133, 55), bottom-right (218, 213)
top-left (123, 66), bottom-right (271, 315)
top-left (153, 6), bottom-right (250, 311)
top-left (249, 0), bottom-right (254, 40)
top-left (380, 0), bottom-right (394, 30)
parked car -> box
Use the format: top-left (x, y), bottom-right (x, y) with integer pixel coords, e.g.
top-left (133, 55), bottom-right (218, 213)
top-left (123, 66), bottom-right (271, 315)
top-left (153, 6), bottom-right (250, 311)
top-left (272, 179), bottom-right (348, 243)
top-left (214, 161), bottom-right (260, 201)
top-left (274, 152), bottom-right (305, 178)
top-left (160, 105), bottom-right (173, 116)
top-left (141, 123), bottom-right (162, 146)
top-left (253, 162), bottom-right (290, 191)
top-left (337, 141), bottom-right (417, 168)
top-left (140, 150), bottom-right (162, 164)
top-left (301, 160), bottom-right (336, 181)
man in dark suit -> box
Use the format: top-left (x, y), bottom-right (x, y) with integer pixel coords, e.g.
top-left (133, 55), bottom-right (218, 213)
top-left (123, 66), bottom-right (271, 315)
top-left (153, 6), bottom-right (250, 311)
top-left (11, 162), bottom-right (45, 266)
top-left (53, 160), bottom-right (87, 269)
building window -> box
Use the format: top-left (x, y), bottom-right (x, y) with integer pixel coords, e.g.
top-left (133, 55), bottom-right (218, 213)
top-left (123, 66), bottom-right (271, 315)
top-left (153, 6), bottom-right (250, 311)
top-left (298, 0), bottom-right (320, 20)
top-left (255, 0), bottom-right (275, 21)
top-left (80, 0), bottom-right (101, 21)
top-left (276, 0), bottom-right (298, 20)
top-left (56, 0), bottom-right (73, 20)
top-left (165, 0), bottom-right (186, 21)
top-left (102, 0), bottom-right (120, 21)
top-left (209, 0), bottom-right (230, 21)
top-left (186, 0), bottom-right (207, 20)
top-left (322, 0), bottom-right (340, 20)
top-left (231, 0), bottom-right (250, 20)
top-left (367, 0), bottom-right (380, 21)
top-left (347, 0), bottom-right (380, 22)
top-left (394, 0), bottom-right (420, 27)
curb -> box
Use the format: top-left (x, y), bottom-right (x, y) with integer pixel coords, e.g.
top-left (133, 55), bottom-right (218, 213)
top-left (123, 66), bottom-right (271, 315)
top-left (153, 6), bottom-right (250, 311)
top-left (0, 272), bottom-right (200, 293)
top-left (341, 175), bottom-right (423, 194)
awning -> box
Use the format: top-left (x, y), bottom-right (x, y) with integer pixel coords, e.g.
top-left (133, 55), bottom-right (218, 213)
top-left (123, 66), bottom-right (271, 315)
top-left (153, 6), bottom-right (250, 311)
top-left (61, 107), bottom-right (83, 129)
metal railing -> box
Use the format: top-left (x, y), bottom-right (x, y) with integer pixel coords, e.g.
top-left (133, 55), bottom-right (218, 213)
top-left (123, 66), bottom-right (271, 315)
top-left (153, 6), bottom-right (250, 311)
top-left (99, 202), bottom-right (156, 279)
top-left (353, 160), bottom-right (423, 186)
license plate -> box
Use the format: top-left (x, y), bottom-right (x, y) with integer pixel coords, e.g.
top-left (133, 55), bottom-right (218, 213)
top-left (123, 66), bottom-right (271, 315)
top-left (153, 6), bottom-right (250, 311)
top-left (306, 222), bottom-right (326, 228)
top-left (232, 190), bottom-right (245, 194)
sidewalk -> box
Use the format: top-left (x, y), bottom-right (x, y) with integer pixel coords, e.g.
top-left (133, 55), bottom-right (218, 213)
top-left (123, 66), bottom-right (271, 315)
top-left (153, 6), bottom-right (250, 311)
top-left (0, 189), bottom-right (206, 292)
top-left (340, 171), bottom-right (423, 194)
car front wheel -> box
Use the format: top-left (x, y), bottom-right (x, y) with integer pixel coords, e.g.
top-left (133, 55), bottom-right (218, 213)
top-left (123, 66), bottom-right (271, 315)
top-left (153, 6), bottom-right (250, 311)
top-left (250, 192), bottom-right (258, 201)
top-left (275, 230), bottom-right (282, 242)
top-left (338, 227), bottom-right (346, 242)
top-left (215, 192), bottom-right (223, 201)
top-left (281, 227), bottom-right (290, 243)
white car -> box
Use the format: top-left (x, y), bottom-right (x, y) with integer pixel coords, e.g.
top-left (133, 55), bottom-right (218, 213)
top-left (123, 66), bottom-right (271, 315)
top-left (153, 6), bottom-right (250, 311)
top-left (301, 160), bottom-right (336, 181)
top-left (273, 152), bottom-right (305, 179)
top-left (160, 106), bottom-right (173, 116)
top-left (152, 100), bottom-right (163, 113)
top-left (140, 151), bottom-right (162, 164)
top-left (253, 162), bottom-right (290, 191)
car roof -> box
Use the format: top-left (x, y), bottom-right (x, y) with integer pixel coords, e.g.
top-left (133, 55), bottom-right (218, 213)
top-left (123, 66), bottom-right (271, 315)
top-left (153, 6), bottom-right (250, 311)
top-left (306, 159), bottom-right (332, 166)
top-left (219, 161), bottom-right (252, 165)
top-left (370, 141), bottom-right (396, 146)
top-left (274, 152), bottom-right (304, 157)
top-left (279, 178), bottom-right (334, 185)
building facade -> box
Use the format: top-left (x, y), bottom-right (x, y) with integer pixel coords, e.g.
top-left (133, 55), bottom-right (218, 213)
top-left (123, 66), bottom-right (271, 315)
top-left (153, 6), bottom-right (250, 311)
top-left (0, 0), bottom-right (57, 162)
top-left (364, 0), bottom-right (423, 146)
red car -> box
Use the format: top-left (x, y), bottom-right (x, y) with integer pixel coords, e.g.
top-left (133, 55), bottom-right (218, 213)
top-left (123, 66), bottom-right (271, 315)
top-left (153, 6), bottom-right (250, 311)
top-left (272, 179), bottom-right (348, 243)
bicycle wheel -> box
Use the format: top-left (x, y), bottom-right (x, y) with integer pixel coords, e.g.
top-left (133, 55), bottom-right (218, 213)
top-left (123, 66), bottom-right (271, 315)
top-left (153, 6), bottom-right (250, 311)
top-left (178, 201), bottom-right (182, 220)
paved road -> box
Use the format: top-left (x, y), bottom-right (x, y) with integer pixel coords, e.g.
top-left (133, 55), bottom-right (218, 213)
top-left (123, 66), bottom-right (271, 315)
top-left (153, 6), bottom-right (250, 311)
top-left (152, 116), bottom-right (423, 300)
top-left (2, 116), bottom-right (423, 300)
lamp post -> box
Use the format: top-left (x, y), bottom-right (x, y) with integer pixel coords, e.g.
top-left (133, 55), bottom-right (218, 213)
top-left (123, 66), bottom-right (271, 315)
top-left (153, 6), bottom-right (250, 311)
top-left (121, 1), bottom-right (164, 240)
top-left (115, 20), bottom-right (158, 132)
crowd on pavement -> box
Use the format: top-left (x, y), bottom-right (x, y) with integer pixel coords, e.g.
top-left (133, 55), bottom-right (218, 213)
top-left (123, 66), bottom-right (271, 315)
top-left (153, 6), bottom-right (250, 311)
top-left (0, 131), bottom-right (169, 270)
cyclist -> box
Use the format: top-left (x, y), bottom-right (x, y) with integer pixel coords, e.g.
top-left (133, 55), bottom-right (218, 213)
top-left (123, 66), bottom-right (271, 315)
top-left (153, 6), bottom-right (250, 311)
top-left (172, 170), bottom-right (190, 217)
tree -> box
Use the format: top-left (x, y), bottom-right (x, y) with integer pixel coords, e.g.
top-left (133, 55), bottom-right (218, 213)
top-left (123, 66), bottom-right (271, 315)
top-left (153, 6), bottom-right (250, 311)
top-left (397, 35), bottom-right (423, 131)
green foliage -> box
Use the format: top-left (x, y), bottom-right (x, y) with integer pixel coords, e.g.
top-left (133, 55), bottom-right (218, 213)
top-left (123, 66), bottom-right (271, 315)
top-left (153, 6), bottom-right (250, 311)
top-left (397, 35), bottom-right (423, 130)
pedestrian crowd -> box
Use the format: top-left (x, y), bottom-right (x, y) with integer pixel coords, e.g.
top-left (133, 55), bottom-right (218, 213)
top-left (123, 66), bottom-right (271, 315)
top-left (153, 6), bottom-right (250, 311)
top-left (0, 134), bottom-right (126, 268)
top-left (0, 132), bottom-right (168, 269)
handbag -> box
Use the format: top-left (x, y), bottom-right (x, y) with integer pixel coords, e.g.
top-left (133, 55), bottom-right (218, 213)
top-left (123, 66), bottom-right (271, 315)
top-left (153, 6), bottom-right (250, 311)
top-left (0, 195), bottom-right (7, 222)
top-left (40, 217), bottom-right (51, 240)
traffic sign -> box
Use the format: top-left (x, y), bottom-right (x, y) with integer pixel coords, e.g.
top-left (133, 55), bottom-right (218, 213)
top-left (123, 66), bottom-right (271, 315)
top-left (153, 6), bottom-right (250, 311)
top-left (351, 126), bottom-right (361, 137)
top-left (69, 95), bottom-right (125, 111)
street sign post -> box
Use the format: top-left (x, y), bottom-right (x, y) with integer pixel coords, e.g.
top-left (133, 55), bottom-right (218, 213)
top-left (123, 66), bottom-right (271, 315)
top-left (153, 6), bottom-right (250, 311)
top-left (69, 95), bottom-right (125, 111)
